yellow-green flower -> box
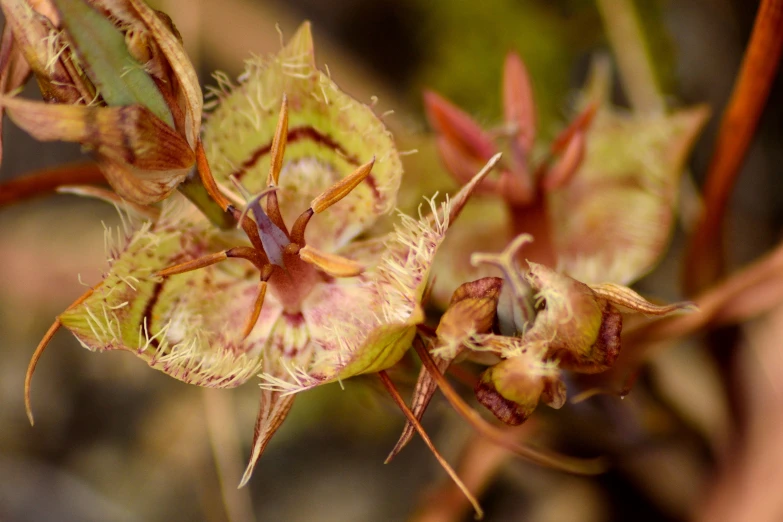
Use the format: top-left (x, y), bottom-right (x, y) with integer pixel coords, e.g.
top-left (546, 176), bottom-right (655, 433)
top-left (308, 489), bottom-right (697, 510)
top-left (28, 23), bottom-right (496, 485)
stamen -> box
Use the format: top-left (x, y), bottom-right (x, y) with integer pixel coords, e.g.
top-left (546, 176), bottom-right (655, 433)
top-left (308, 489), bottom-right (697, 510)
top-left (551, 101), bottom-right (597, 154)
top-left (290, 208), bottom-right (314, 245)
top-left (310, 157), bottom-right (375, 213)
top-left (298, 244), bottom-right (364, 277)
top-left (267, 95), bottom-right (289, 187)
top-left (412, 338), bottom-right (607, 475)
top-left (264, 97), bottom-right (290, 233)
top-left (26, 285), bottom-right (97, 426)
top-left (377, 370), bottom-right (484, 519)
top-left (503, 51), bottom-right (536, 154)
top-left (156, 251), bottom-right (229, 277)
top-left (242, 281), bottom-right (268, 339)
top-left (265, 189), bottom-right (288, 236)
top-left (226, 246), bottom-right (268, 270)
top-left (156, 246), bottom-right (266, 278)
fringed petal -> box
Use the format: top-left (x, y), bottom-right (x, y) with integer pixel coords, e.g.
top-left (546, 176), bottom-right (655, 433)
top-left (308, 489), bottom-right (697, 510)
top-left (58, 194), bottom-right (283, 387)
top-left (202, 22), bottom-right (402, 253)
top-left (550, 85), bottom-right (709, 284)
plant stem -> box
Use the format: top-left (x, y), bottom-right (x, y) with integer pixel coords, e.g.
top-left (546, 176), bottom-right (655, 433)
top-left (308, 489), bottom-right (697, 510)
top-left (177, 168), bottom-right (234, 229)
top-left (0, 162), bottom-right (105, 206)
top-left (0, 159), bottom-right (234, 229)
top-left (684, 0), bottom-right (783, 294)
top-left (595, 0), bottom-right (666, 114)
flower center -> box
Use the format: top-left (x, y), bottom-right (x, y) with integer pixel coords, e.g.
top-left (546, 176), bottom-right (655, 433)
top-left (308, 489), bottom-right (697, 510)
top-left (156, 96), bottom-right (375, 339)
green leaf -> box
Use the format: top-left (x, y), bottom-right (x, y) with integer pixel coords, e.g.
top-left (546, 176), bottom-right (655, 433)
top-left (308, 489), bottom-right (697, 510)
top-left (53, 0), bottom-right (174, 127)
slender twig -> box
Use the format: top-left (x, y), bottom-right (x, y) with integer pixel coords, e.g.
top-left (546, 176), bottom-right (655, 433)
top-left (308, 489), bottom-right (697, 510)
top-left (685, 0), bottom-right (783, 294)
top-left (595, 0), bottom-right (666, 113)
top-left (25, 285), bottom-right (98, 425)
top-left (0, 162), bottom-right (105, 207)
top-left (377, 370), bottom-right (484, 519)
top-left (202, 390), bottom-right (257, 522)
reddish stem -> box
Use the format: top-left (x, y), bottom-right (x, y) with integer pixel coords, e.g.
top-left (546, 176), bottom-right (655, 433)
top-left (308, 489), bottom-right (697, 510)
top-left (0, 162), bottom-right (105, 207)
top-left (684, 0), bottom-right (783, 294)
top-left (508, 194), bottom-right (557, 268)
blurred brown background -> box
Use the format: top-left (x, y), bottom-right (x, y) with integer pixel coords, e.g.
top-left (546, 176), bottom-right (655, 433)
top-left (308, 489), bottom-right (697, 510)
top-left (1, 1), bottom-right (782, 521)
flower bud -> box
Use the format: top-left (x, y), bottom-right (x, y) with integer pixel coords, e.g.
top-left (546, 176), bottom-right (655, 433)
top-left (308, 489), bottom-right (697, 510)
top-left (475, 353), bottom-right (559, 425)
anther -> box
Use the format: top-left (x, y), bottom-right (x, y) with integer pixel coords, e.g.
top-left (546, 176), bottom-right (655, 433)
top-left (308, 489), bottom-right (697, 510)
top-left (267, 95), bottom-right (288, 187)
top-left (156, 251), bottom-right (229, 277)
top-left (290, 208), bottom-right (314, 245)
top-left (265, 96), bottom-right (290, 232)
top-left (298, 244), bottom-right (364, 277)
top-left (310, 157), bottom-right (375, 214)
top-left (242, 281), bottom-right (268, 340)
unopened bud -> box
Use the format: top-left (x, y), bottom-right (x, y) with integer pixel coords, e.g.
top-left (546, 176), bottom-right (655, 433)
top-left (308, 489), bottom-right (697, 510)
top-left (475, 356), bottom-right (546, 426)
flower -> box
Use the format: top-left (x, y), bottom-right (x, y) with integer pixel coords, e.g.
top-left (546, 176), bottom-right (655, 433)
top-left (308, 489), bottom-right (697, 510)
top-left (26, 22), bottom-right (499, 486)
top-left (0, 0), bottom-right (202, 203)
top-left (416, 234), bottom-right (693, 431)
top-left (422, 53), bottom-right (709, 303)
top-left (384, 54), bottom-right (705, 441)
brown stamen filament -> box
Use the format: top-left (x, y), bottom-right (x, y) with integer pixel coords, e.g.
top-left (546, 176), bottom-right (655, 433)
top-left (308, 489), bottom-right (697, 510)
top-left (541, 130), bottom-right (585, 191)
top-left (226, 247), bottom-right (268, 270)
top-left (310, 157), bottom-right (375, 214)
top-left (242, 281), bottom-right (268, 339)
top-left (156, 251), bottom-right (229, 277)
top-left (156, 247), bottom-right (266, 278)
top-left (290, 208), bottom-right (314, 246)
top-left (265, 96), bottom-right (289, 232)
top-left (378, 370), bottom-right (484, 519)
top-left (298, 244), bottom-right (364, 278)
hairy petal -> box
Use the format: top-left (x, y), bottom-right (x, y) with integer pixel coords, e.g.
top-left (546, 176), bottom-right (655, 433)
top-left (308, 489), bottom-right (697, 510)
top-left (58, 194), bottom-right (282, 387)
top-left (390, 277), bottom-right (503, 458)
top-left (524, 262), bottom-right (622, 373)
top-left (550, 100), bottom-right (709, 285)
top-left (202, 22), bottom-right (402, 253)
top-left (240, 315), bottom-right (311, 485)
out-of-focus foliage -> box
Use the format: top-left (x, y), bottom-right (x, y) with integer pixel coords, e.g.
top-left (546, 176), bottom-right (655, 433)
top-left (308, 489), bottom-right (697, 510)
top-left (414, 0), bottom-right (598, 139)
